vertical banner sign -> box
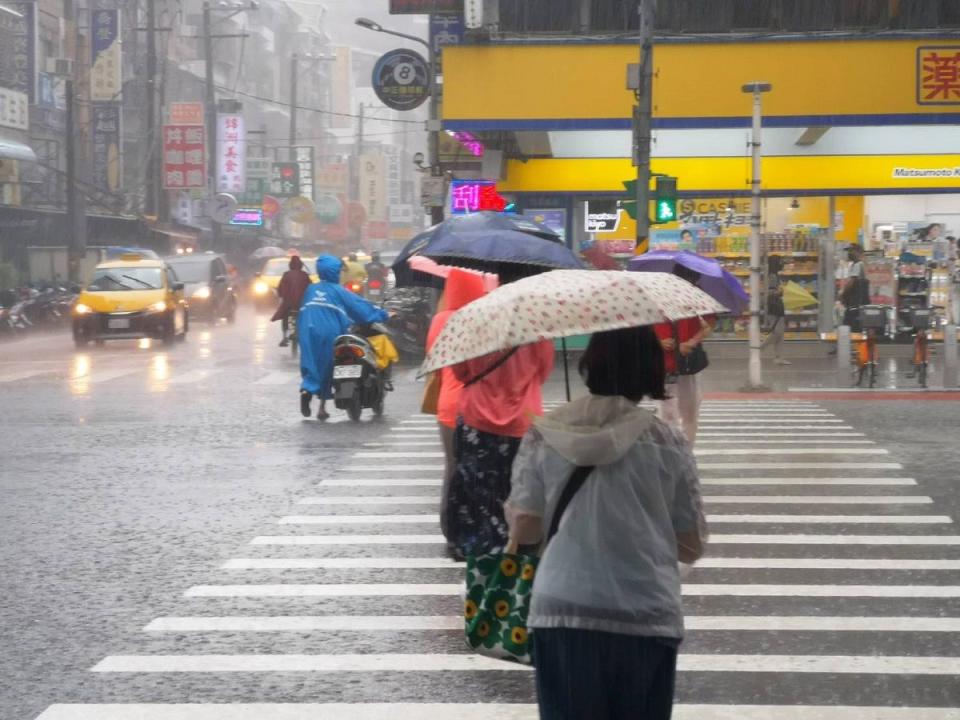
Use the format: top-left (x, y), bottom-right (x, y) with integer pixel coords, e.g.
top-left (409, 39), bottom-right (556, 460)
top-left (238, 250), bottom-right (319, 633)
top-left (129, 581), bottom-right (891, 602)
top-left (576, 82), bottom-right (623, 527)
top-left (360, 153), bottom-right (386, 221)
top-left (90, 9), bottom-right (121, 102)
top-left (243, 157), bottom-right (270, 205)
top-left (294, 146), bottom-right (315, 202)
top-left (385, 146), bottom-right (402, 208)
top-left (217, 113), bottom-right (245, 193)
top-left (430, 14), bottom-right (464, 70)
top-left (91, 104), bottom-right (121, 191)
top-left (0, 1), bottom-right (37, 102)
top-left (162, 124), bottom-right (206, 189)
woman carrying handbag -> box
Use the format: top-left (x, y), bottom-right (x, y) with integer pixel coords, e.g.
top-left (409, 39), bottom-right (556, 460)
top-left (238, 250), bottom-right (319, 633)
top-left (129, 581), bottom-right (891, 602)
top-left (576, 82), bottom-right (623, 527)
top-left (504, 326), bottom-right (707, 720)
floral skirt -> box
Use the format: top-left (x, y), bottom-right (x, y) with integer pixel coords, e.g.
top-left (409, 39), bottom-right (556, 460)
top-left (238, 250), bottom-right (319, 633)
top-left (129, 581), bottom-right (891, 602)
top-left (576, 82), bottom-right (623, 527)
top-left (446, 420), bottom-right (522, 557)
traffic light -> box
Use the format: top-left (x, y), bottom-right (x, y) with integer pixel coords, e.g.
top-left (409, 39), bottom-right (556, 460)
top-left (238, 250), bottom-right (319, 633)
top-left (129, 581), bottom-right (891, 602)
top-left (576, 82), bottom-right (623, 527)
top-left (654, 175), bottom-right (677, 223)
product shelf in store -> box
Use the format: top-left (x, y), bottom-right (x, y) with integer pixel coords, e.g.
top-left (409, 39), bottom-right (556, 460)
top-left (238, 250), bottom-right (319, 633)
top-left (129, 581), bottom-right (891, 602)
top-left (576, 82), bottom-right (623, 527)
top-left (781, 271), bottom-right (818, 276)
top-left (785, 310), bottom-right (819, 316)
top-left (898, 291), bottom-right (927, 296)
top-left (769, 251), bottom-right (819, 257)
top-left (701, 252), bottom-right (751, 258)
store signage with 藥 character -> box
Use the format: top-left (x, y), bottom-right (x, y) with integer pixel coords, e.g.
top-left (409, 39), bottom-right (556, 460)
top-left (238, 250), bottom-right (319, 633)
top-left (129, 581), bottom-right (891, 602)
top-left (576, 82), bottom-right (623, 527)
top-left (917, 46), bottom-right (960, 104)
top-left (372, 49), bottom-right (431, 112)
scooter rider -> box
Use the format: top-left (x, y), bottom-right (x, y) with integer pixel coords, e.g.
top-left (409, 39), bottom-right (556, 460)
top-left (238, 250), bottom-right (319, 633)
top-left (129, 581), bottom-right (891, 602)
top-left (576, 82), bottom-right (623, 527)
top-left (298, 255), bottom-right (388, 420)
top-left (365, 251), bottom-right (388, 289)
top-left (272, 255), bottom-right (311, 347)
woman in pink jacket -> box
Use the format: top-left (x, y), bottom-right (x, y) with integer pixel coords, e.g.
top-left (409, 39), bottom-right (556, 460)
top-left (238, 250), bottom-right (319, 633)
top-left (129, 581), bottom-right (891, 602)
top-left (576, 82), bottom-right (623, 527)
top-left (446, 337), bottom-right (554, 557)
top-left (425, 270), bottom-right (487, 550)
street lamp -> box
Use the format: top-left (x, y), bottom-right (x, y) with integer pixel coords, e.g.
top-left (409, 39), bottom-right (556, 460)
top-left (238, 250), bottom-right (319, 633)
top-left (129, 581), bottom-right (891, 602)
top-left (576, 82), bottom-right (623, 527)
top-left (741, 81), bottom-right (772, 392)
top-left (354, 16), bottom-right (442, 224)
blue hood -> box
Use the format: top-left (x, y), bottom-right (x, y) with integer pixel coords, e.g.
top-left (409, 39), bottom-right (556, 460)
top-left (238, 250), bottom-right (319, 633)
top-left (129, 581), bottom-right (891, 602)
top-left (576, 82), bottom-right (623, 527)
top-left (316, 254), bottom-right (343, 282)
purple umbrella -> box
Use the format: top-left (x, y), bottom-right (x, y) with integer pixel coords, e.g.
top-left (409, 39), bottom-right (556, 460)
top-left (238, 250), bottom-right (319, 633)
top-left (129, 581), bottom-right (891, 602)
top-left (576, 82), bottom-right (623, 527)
top-left (627, 250), bottom-right (749, 315)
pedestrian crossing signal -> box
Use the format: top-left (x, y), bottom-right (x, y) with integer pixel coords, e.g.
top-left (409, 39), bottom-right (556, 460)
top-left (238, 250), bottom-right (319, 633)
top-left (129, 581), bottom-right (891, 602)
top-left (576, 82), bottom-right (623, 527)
top-left (653, 176), bottom-right (677, 224)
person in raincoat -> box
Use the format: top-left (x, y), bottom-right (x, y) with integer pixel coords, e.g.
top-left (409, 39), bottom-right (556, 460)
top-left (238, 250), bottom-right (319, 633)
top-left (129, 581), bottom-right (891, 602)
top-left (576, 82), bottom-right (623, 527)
top-left (271, 256), bottom-right (311, 347)
top-left (298, 255), bottom-right (388, 420)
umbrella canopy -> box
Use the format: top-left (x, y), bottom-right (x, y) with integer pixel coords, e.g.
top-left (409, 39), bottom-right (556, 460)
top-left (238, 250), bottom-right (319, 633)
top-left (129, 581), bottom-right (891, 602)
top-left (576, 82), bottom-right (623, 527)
top-left (249, 246), bottom-right (287, 260)
top-left (783, 280), bottom-right (819, 312)
top-left (422, 269), bottom-right (728, 373)
top-left (392, 211), bottom-right (580, 288)
top-left (627, 250), bottom-right (749, 315)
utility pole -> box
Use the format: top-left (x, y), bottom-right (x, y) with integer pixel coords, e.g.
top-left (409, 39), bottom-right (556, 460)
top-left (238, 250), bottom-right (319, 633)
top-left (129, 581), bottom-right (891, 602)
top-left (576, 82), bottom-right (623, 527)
top-left (351, 102), bottom-right (365, 202)
top-left (289, 52), bottom-right (298, 162)
top-left (65, 79), bottom-right (85, 284)
top-left (202, 1), bottom-right (221, 251)
top-left (145, 0), bottom-right (158, 218)
top-left (426, 14), bottom-right (443, 226)
top-left (742, 81), bottom-right (772, 392)
top-left (633, 0), bottom-right (654, 255)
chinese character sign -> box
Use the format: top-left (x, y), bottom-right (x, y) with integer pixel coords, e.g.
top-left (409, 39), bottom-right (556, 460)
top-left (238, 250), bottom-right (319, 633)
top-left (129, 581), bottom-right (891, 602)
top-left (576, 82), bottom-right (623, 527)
top-left (0, 1), bottom-right (37, 102)
top-left (0, 87), bottom-right (29, 130)
top-left (449, 180), bottom-right (508, 215)
top-left (90, 9), bottom-right (121, 102)
top-left (217, 114), bottom-right (246, 193)
top-left (91, 104), bottom-right (121, 191)
top-left (430, 14), bottom-right (464, 60)
top-left (271, 162), bottom-right (300, 198)
top-left (162, 124), bottom-right (206, 189)
top-left (169, 102), bottom-right (204, 125)
top-left (918, 46), bottom-right (960, 104)
top-left (360, 154), bottom-right (386, 221)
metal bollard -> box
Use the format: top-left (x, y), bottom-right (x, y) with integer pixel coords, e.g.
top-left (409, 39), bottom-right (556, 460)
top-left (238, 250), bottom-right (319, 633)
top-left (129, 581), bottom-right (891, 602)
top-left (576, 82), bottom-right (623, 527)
top-left (837, 325), bottom-right (852, 382)
top-left (944, 323), bottom-right (958, 388)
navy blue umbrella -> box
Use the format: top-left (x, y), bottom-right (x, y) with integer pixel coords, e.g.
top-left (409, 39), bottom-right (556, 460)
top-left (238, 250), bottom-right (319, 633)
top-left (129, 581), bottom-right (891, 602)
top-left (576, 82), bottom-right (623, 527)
top-left (392, 211), bottom-right (581, 287)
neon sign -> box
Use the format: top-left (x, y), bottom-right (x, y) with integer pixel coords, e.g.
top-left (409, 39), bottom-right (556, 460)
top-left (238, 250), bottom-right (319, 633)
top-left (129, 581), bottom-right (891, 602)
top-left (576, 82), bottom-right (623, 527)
top-left (448, 130), bottom-right (484, 157)
top-left (229, 208), bottom-right (264, 226)
top-left (450, 180), bottom-right (511, 214)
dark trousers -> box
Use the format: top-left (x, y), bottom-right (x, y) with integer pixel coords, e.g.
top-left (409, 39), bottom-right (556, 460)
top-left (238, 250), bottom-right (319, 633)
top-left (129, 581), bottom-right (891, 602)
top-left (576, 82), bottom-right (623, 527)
top-left (533, 628), bottom-right (678, 720)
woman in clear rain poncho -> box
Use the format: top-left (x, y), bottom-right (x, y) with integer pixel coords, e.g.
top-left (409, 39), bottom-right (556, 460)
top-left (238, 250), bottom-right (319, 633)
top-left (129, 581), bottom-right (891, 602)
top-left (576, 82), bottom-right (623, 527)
top-left (505, 325), bottom-right (707, 720)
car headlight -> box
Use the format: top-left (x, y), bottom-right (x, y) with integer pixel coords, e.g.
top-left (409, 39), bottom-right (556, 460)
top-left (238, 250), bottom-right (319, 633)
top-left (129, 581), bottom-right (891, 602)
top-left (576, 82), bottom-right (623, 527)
top-left (253, 281), bottom-right (269, 295)
top-left (193, 286), bottom-right (211, 299)
top-left (74, 302), bottom-right (92, 315)
top-left (147, 300), bottom-right (168, 313)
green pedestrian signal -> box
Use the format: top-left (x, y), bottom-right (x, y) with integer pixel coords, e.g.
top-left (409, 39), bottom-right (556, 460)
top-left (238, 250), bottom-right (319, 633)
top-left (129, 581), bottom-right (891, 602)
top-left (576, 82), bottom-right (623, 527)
top-left (653, 176), bottom-right (677, 224)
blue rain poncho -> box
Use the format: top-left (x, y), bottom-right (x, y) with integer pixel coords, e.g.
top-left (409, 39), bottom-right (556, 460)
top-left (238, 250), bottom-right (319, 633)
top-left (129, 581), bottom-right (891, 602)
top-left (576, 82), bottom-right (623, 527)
top-left (298, 255), bottom-right (388, 399)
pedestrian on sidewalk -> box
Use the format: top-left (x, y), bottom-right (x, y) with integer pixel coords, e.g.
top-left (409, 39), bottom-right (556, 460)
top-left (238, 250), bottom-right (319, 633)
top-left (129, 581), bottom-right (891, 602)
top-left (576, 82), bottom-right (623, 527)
top-left (271, 256), bottom-right (311, 347)
top-left (446, 337), bottom-right (554, 558)
top-left (841, 244), bottom-right (869, 331)
top-left (505, 325), bottom-right (707, 720)
top-left (425, 269), bottom-right (487, 551)
top-left (654, 264), bottom-right (714, 445)
top-left (762, 255), bottom-right (791, 365)
top-left (297, 255), bottom-right (387, 421)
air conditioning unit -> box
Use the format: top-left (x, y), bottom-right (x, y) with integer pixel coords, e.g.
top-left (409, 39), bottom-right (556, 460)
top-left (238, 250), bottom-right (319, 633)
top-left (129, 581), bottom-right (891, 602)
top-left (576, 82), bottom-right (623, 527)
top-left (45, 58), bottom-right (74, 76)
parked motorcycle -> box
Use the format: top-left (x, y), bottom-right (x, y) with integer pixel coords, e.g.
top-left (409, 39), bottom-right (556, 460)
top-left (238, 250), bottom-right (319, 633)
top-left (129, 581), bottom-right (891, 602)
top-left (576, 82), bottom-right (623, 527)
top-left (331, 324), bottom-right (391, 422)
top-left (384, 293), bottom-right (431, 362)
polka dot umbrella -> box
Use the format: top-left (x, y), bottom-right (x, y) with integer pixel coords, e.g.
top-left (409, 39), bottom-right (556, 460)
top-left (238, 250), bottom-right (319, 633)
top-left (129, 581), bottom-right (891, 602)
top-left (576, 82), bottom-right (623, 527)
top-left (422, 269), bottom-right (728, 375)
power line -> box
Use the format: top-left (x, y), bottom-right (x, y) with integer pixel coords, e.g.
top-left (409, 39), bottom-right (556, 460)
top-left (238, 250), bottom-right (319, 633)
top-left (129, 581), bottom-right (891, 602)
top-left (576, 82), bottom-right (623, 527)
top-left (215, 84), bottom-right (425, 125)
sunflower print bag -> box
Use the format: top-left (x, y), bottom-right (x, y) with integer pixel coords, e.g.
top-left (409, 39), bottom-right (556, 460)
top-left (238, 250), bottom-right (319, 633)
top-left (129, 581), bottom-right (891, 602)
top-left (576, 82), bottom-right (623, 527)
top-left (463, 465), bottom-right (595, 666)
top-left (464, 549), bottom-right (538, 664)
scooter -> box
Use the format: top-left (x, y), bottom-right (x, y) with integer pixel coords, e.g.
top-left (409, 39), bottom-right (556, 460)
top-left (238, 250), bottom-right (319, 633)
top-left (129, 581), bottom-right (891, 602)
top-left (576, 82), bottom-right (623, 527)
top-left (331, 324), bottom-right (391, 422)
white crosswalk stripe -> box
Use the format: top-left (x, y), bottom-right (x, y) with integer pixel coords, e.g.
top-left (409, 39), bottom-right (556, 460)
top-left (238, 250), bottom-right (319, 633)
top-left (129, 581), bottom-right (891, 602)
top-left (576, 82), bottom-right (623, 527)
top-left (36, 400), bottom-right (960, 719)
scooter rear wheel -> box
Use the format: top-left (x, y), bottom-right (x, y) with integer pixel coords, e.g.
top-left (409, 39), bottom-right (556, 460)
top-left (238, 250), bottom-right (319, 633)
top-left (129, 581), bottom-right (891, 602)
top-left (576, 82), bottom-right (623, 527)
top-left (347, 393), bottom-right (363, 422)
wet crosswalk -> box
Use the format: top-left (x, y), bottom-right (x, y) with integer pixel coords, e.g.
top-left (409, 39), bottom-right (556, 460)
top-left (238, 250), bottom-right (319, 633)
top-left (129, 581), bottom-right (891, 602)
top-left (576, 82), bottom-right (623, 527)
top-left (34, 400), bottom-right (960, 719)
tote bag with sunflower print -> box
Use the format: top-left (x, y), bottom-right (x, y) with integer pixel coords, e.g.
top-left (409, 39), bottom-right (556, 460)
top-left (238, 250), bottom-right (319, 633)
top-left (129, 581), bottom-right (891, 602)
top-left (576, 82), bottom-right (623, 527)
top-left (464, 465), bottom-right (595, 665)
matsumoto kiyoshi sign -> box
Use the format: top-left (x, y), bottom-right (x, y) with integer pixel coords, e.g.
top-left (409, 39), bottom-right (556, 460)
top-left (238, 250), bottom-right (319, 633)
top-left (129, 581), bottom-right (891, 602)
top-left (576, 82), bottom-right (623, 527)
top-left (893, 166), bottom-right (960, 178)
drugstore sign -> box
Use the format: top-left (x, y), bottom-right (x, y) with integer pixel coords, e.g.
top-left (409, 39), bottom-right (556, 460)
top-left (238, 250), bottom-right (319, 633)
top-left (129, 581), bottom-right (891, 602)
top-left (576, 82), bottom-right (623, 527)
top-left (444, 39), bottom-right (960, 130)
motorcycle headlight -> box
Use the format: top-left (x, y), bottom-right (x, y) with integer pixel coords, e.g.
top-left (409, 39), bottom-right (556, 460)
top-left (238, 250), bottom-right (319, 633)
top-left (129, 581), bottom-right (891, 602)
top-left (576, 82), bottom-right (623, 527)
top-left (147, 300), bottom-right (168, 313)
top-left (193, 286), bottom-right (211, 299)
top-left (74, 302), bottom-right (92, 315)
top-left (253, 281), bottom-right (269, 295)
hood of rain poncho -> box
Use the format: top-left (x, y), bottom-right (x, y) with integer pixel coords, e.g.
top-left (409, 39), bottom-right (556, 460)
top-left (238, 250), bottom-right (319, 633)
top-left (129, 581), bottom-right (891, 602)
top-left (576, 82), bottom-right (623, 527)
top-left (534, 394), bottom-right (656, 467)
top-left (316, 254), bottom-right (343, 283)
top-left (444, 268), bottom-right (486, 312)
top-left (289, 255), bottom-right (303, 270)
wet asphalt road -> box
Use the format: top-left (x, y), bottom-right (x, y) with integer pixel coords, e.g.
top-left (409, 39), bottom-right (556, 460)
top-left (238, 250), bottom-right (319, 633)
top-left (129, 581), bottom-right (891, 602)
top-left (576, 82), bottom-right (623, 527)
top-left (2, 310), bottom-right (960, 719)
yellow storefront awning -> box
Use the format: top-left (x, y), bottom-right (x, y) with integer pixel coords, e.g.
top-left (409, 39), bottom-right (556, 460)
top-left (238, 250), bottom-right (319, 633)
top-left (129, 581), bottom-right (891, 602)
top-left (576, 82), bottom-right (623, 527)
top-left (498, 155), bottom-right (960, 196)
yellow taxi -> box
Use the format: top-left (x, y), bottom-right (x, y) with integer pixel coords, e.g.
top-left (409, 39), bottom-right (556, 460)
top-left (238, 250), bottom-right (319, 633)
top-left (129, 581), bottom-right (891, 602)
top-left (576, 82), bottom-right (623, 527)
top-left (72, 254), bottom-right (188, 347)
top-left (252, 256), bottom-right (317, 310)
